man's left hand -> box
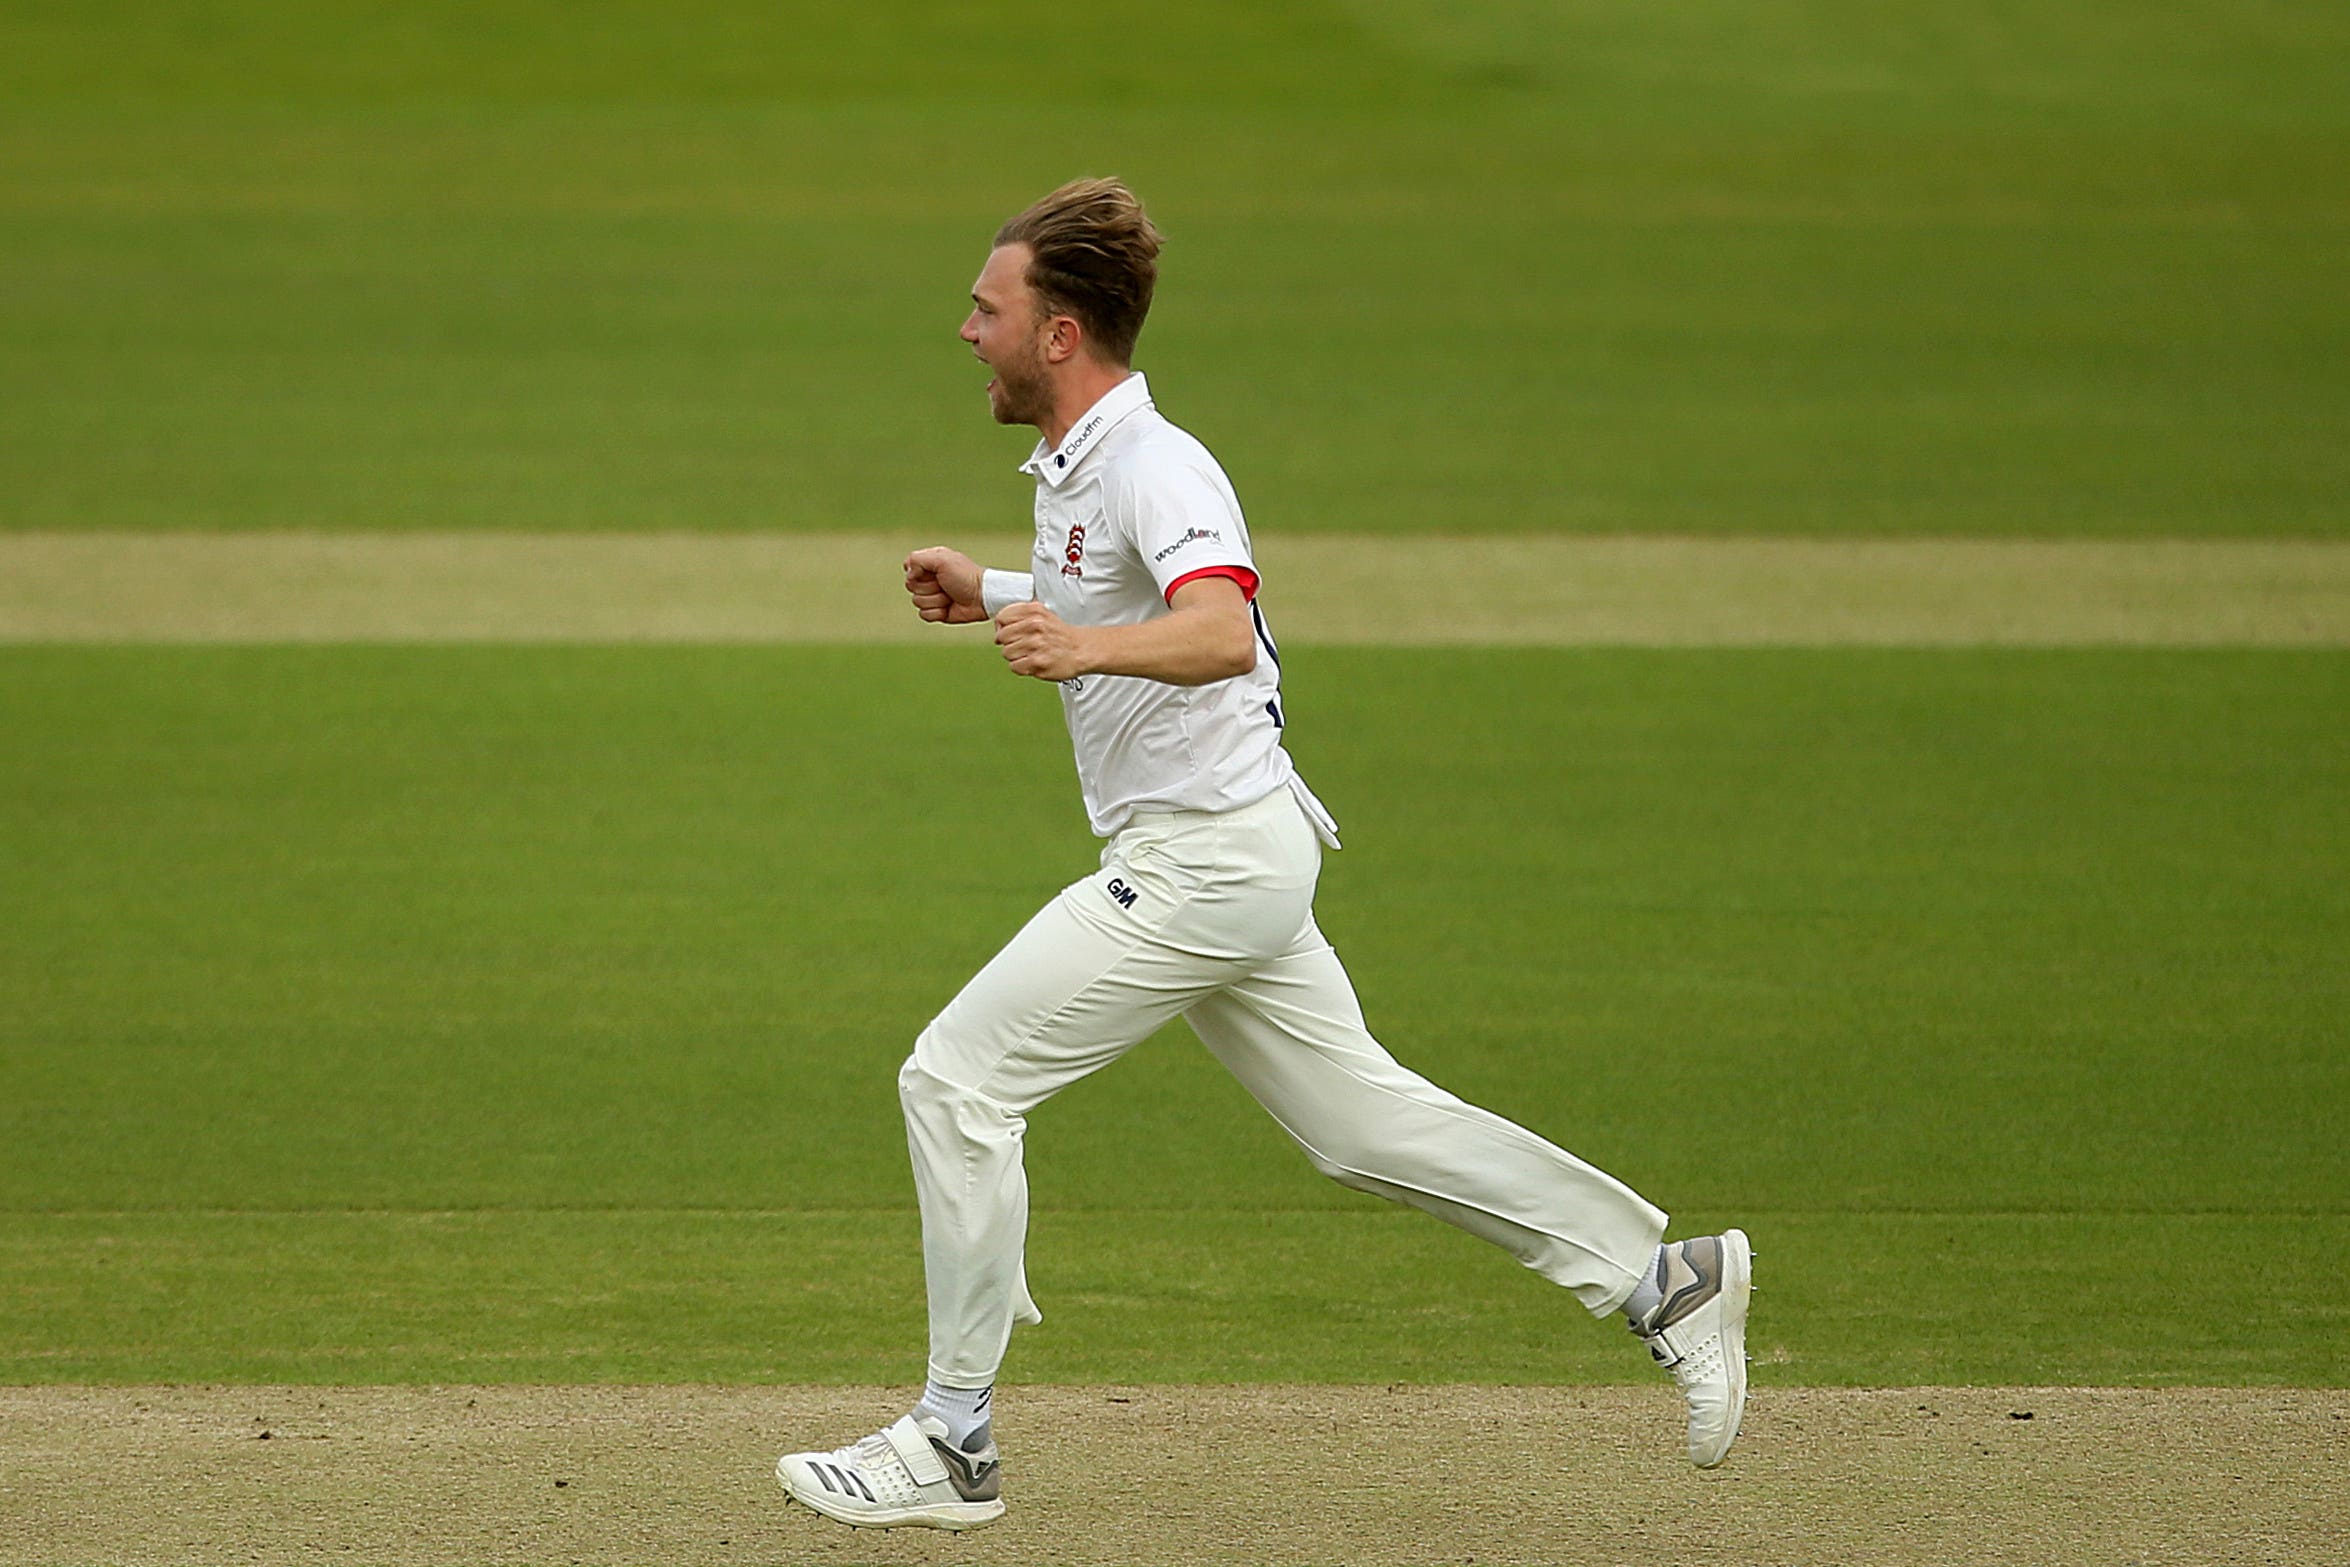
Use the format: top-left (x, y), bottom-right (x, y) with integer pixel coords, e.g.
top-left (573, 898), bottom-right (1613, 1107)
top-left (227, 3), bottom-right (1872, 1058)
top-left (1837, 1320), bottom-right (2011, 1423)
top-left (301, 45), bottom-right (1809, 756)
top-left (995, 602), bottom-right (1092, 682)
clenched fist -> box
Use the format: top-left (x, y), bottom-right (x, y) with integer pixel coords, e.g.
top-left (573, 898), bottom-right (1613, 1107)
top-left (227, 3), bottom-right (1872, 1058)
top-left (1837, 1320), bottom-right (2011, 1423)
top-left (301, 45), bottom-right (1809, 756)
top-left (903, 547), bottom-right (989, 625)
top-left (995, 601), bottom-right (1093, 682)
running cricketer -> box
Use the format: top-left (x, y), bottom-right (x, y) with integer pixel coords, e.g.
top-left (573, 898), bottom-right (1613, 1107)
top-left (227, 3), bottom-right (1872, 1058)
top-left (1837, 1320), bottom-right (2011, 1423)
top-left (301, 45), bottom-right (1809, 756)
top-left (776, 178), bottom-right (1754, 1532)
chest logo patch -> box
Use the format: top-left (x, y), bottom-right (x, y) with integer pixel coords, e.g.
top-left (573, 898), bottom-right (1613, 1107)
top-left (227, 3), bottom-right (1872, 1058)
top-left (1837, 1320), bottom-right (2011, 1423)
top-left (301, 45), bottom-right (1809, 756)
top-left (1062, 523), bottom-right (1087, 578)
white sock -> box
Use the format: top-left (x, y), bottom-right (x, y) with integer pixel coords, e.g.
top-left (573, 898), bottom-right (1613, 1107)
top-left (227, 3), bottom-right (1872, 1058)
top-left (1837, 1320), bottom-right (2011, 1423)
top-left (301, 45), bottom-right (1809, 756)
top-left (917, 1381), bottom-right (993, 1446)
top-left (1621, 1244), bottom-right (1669, 1325)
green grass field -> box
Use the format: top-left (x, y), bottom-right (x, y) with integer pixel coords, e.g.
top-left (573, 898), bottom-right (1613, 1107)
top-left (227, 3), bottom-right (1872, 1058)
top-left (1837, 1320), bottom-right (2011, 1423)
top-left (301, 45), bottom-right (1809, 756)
top-left (2, 0), bottom-right (2346, 1448)
top-left (4, 646), bottom-right (2343, 1386)
top-left (7, 11), bottom-right (2345, 1564)
top-left (5, 2), bottom-right (2347, 537)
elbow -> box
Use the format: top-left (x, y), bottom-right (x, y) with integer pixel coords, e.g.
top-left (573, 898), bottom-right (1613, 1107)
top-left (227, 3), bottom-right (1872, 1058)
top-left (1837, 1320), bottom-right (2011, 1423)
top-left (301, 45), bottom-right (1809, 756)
top-left (1190, 626), bottom-right (1254, 685)
top-left (1227, 623), bottom-right (1259, 679)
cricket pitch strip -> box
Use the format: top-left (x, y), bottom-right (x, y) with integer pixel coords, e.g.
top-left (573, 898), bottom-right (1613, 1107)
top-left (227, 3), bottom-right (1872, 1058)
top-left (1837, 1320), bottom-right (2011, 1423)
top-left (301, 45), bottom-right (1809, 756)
top-left (1, 1384), bottom-right (2340, 1565)
top-left (5, 534), bottom-right (2346, 646)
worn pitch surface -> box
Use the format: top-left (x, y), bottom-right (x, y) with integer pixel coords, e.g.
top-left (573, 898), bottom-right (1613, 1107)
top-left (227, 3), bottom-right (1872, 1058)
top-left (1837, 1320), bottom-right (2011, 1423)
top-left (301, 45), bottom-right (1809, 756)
top-left (6, 533), bottom-right (2347, 645)
top-left (2, 1384), bottom-right (2342, 1567)
top-left (0, 1381), bottom-right (2340, 1567)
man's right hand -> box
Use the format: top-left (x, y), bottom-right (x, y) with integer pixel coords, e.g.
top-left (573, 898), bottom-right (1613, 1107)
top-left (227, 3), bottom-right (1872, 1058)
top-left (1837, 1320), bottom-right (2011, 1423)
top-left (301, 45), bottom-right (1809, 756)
top-left (903, 546), bottom-right (989, 624)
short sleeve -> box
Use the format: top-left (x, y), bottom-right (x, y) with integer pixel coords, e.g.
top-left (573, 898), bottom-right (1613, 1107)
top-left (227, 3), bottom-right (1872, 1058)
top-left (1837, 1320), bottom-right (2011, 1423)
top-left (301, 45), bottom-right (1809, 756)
top-left (1122, 455), bottom-right (1259, 605)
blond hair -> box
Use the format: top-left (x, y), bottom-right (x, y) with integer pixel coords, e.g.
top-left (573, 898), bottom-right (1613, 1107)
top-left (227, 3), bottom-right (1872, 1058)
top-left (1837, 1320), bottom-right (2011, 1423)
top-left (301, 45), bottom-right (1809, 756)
top-left (995, 178), bottom-right (1164, 367)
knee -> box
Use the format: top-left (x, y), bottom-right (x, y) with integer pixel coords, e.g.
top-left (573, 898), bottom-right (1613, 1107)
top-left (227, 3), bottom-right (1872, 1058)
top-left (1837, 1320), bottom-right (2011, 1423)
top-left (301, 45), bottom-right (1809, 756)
top-left (898, 1034), bottom-right (1008, 1130)
top-left (1296, 1129), bottom-right (1379, 1192)
top-left (897, 1045), bottom-right (945, 1117)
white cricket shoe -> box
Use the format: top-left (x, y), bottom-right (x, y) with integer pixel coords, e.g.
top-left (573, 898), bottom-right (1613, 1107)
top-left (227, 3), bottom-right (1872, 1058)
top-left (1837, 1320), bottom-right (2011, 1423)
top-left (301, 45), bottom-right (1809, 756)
top-left (1628, 1228), bottom-right (1753, 1468)
top-left (775, 1412), bottom-right (1004, 1531)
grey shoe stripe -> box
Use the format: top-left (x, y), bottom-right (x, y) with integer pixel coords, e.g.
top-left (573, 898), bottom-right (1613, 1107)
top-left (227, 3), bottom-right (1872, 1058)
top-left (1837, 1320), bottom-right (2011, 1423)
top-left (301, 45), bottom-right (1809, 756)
top-left (1653, 1236), bottom-right (1722, 1330)
top-left (930, 1438), bottom-right (1002, 1502)
top-left (811, 1462), bottom-right (875, 1503)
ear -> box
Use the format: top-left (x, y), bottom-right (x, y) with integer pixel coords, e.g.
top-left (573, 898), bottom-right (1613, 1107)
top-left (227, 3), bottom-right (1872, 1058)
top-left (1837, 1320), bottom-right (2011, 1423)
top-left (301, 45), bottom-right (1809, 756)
top-left (1041, 312), bottom-right (1085, 365)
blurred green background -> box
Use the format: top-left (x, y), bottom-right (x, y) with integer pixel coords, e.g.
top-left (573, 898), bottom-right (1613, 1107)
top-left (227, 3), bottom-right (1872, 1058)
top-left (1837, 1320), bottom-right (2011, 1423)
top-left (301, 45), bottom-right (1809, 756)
top-left (5, 1), bottom-right (2346, 535)
top-left (3, 646), bottom-right (2345, 1384)
top-left (2, 4), bottom-right (2345, 1389)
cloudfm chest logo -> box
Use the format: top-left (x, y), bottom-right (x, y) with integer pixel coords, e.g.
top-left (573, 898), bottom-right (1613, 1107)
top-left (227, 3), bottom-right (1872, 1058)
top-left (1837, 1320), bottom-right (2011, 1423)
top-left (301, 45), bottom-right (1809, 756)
top-left (1062, 523), bottom-right (1086, 578)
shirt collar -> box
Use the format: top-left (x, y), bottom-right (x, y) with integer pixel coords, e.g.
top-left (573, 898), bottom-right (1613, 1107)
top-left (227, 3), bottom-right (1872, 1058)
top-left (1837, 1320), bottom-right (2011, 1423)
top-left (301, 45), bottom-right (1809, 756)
top-left (1019, 372), bottom-right (1153, 488)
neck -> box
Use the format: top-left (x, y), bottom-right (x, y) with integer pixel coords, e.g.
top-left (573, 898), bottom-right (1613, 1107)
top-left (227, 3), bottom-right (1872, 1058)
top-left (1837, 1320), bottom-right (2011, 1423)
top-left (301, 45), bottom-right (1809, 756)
top-left (1037, 362), bottom-right (1134, 451)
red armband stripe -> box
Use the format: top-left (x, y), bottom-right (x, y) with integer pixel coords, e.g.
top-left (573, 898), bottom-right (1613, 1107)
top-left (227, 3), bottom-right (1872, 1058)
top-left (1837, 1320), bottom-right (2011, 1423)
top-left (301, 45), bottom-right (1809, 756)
top-left (1164, 564), bottom-right (1259, 604)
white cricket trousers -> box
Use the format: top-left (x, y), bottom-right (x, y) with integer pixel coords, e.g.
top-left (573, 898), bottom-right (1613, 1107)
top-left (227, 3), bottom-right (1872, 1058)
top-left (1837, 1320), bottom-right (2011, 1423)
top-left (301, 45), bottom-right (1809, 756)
top-left (898, 784), bottom-right (1669, 1388)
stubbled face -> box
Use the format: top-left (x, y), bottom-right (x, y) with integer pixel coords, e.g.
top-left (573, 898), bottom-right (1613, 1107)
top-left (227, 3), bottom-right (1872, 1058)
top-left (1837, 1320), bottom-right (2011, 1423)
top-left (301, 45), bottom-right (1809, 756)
top-left (961, 244), bottom-right (1053, 428)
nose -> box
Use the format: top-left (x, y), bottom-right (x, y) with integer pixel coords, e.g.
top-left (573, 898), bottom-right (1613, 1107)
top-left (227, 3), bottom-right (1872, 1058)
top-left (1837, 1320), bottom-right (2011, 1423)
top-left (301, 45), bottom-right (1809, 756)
top-left (959, 313), bottom-right (980, 345)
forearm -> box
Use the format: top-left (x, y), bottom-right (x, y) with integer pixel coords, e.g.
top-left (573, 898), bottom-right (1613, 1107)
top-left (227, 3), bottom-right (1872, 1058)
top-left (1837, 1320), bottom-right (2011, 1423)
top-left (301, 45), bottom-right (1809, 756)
top-left (1077, 606), bottom-right (1256, 686)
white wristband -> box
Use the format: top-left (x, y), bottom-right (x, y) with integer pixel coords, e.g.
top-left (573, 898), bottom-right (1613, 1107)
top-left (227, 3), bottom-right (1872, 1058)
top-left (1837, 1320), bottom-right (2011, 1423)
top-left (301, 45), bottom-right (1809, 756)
top-left (981, 569), bottom-right (1034, 618)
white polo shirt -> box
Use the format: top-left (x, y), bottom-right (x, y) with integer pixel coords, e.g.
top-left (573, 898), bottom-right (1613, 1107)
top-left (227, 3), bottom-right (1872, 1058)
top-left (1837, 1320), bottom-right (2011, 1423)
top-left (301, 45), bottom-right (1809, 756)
top-left (986, 373), bottom-right (1336, 843)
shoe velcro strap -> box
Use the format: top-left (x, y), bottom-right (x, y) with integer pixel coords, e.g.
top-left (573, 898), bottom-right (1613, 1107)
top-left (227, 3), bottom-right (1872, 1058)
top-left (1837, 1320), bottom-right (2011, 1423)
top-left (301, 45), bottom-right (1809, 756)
top-left (880, 1416), bottom-right (950, 1487)
top-left (1647, 1320), bottom-right (1702, 1368)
